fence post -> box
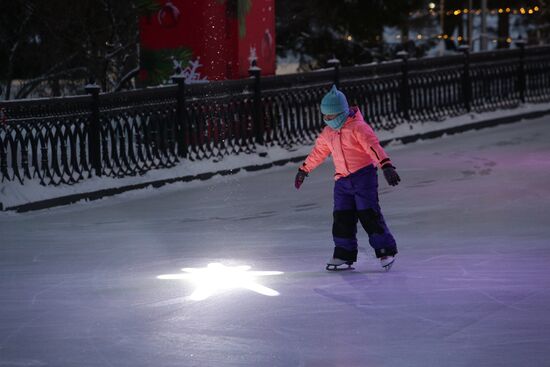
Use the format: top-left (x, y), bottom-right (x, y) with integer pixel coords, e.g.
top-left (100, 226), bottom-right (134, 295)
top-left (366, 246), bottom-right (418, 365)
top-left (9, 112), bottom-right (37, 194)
top-left (397, 51), bottom-right (410, 121)
top-left (459, 45), bottom-right (472, 112)
top-left (171, 75), bottom-right (187, 158)
top-left (85, 82), bottom-right (102, 177)
top-left (0, 88), bottom-right (6, 197)
top-left (327, 57), bottom-right (341, 88)
top-left (516, 38), bottom-right (527, 103)
top-left (249, 60), bottom-right (263, 146)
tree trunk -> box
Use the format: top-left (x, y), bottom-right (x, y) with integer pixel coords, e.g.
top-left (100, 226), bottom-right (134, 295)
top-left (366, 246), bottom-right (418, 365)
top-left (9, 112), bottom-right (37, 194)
top-left (401, 23), bottom-right (409, 45)
top-left (4, 81), bottom-right (12, 101)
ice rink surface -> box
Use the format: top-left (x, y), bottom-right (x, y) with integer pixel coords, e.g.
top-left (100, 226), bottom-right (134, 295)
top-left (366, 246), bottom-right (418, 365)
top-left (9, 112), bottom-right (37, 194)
top-left (1, 117), bottom-right (550, 366)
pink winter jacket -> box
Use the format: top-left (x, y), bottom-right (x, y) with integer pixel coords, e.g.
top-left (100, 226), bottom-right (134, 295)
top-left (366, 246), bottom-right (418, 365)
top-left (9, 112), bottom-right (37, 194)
top-left (300, 107), bottom-right (391, 180)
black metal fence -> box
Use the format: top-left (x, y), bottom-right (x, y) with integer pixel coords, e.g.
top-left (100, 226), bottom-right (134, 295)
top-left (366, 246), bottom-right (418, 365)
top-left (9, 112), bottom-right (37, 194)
top-left (1, 44), bottom-right (550, 187)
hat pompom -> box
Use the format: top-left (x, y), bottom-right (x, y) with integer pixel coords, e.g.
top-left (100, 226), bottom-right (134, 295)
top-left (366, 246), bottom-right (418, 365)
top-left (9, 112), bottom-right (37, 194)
top-left (320, 85), bottom-right (349, 115)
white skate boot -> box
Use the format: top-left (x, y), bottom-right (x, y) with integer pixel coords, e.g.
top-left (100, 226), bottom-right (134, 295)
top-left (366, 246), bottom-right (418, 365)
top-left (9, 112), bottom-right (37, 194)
top-left (326, 258), bottom-right (354, 271)
top-left (380, 256), bottom-right (395, 271)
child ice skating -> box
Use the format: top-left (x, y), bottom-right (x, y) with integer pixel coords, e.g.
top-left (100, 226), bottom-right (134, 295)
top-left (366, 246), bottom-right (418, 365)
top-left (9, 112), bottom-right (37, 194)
top-left (294, 85), bottom-right (401, 271)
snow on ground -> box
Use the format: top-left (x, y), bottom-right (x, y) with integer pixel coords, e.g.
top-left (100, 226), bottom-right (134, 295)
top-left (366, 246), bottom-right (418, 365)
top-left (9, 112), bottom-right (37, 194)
top-left (2, 101), bottom-right (550, 209)
top-left (1, 116), bottom-right (550, 366)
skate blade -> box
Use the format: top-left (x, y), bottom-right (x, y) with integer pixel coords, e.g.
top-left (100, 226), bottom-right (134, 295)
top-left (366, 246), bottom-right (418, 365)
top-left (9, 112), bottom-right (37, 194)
top-left (326, 264), bottom-right (354, 271)
top-left (382, 260), bottom-right (395, 272)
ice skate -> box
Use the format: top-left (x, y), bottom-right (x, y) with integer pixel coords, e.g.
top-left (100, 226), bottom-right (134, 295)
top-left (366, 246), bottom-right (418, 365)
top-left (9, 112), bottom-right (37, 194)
top-left (380, 256), bottom-right (395, 271)
top-left (326, 258), bottom-right (354, 271)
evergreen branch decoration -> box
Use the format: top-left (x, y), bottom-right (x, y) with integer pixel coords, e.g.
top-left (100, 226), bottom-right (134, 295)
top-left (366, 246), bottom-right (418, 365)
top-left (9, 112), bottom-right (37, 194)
top-left (238, 0), bottom-right (252, 38)
top-left (135, 0), bottom-right (162, 16)
top-left (141, 47), bottom-right (193, 85)
top-left (216, 0), bottom-right (252, 38)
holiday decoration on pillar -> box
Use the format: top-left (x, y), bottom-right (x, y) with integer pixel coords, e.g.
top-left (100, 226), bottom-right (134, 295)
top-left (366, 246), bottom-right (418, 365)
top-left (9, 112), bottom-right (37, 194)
top-left (248, 46), bottom-right (258, 67)
top-left (235, 0), bottom-right (275, 77)
top-left (157, 1), bottom-right (181, 28)
top-left (217, 0), bottom-right (253, 38)
top-left (173, 58), bottom-right (209, 83)
top-left (140, 0), bottom-right (275, 83)
top-left (141, 47), bottom-right (193, 85)
top-left (261, 29), bottom-right (274, 63)
top-left (237, 0), bottom-right (252, 38)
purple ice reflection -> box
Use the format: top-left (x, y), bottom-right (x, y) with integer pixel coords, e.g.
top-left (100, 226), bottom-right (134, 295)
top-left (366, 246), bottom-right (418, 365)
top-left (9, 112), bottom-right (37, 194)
top-left (1, 117), bottom-right (550, 366)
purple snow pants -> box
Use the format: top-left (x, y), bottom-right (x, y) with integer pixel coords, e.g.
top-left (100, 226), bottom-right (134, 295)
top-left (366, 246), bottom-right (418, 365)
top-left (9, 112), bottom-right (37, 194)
top-left (332, 165), bottom-right (397, 262)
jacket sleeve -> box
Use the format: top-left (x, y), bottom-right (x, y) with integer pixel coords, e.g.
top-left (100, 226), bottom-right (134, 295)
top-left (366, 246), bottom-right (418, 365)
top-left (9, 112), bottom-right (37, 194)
top-left (300, 133), bottom-right (331, 173)
top-left (354, 122), bottom-right (392, 168)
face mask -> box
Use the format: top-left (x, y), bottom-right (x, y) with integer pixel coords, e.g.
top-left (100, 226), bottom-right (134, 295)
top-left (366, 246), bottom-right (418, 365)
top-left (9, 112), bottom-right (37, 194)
top-left (324, 112), bottom-right (348, 130)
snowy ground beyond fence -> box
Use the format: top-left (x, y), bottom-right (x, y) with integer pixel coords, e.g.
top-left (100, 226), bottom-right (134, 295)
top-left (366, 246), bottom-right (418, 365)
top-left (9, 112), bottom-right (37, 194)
top-left (0, 114), bottom-right (549, 366)
top-left (1, 101), bottom-right (550, 211)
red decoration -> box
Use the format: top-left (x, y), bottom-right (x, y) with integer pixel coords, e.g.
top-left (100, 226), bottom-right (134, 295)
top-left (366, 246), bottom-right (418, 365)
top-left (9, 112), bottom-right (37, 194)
top-left (140, 0), bottom-right (275, 81)
top-left (157, 1), bottom-right (181, 28)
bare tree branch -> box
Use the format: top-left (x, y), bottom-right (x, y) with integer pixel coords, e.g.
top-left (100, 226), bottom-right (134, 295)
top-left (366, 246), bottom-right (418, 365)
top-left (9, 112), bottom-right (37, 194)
top-left (15, 66), bottom-right (87, 99)
top-left (13, 52), bottom-right (81, 99)
top-left (114, 66), bottom-right (140, 92)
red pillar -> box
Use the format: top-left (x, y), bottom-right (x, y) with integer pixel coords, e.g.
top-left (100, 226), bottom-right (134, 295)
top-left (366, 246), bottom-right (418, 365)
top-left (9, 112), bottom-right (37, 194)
top-left (140, 0), bottom-right (275, 83)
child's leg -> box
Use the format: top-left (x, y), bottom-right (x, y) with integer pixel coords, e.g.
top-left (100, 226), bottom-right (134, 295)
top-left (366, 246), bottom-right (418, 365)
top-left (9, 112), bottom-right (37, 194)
top-left (358, 206), bottom-right (397, 258)
top-left (352, 166), bottom-right (398, 258)
top-left (332, 177), bottom-right (359, 262)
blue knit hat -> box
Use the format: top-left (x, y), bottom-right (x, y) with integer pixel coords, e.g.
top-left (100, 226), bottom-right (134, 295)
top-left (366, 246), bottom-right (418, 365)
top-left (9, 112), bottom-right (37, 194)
top-left (320, 85), bottom-right (349, 115)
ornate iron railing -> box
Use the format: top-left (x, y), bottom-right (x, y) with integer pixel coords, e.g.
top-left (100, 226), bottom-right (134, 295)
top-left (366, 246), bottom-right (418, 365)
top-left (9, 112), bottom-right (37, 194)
top-left (1, 44), bottom-right (550, 187)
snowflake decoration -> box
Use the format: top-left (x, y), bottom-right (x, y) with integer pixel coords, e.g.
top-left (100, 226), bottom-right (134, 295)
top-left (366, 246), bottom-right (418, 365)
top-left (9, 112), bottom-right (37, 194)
top-left (248, 46), bottom-right (258, 66)
top-left (172, 57), bottom-right (208, 84)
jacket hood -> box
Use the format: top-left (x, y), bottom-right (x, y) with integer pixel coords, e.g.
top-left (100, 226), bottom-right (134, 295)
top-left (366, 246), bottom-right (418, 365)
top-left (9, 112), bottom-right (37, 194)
top-left (343, 106), bottom-right (363, 126)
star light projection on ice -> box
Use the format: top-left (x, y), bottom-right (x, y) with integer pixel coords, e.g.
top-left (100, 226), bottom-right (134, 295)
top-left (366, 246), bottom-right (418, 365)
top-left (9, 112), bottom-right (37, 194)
top-left (157, 263), bottom-right (283, 301)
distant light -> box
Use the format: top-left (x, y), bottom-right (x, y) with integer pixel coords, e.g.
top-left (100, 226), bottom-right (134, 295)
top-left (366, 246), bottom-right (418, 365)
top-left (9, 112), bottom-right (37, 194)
top-left (428, 2), bottom-right (436, 9)
top-left (457, 36), bottom-right (463, 42)
top-left (454, 10), bottom-right (461, 15)
top-left (506, 7), bottom-right (511, 13)
top-left (520, 8), bottom-right (526, 14)
top-left (417, 34), bottom-right (423, 40)
top-left (534, 6), bottom-right (540, 11)
top-left (498, 8), bottom-right (504, 13)
top-left (528, 9), bottom-right (534, 14)
top-left (463, 8), bottom-right (469, 14)
top-left (506, 37), bottom-right (512, 43)
top-left (347, 35), bottom-right (353, 41)
top-left (157, 263), bottom-right (283, 301)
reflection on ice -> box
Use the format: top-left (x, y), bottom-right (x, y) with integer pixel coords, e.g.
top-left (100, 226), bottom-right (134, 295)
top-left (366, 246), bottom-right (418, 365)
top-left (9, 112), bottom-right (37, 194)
top-left (157, 263), bottom-right (283, 301)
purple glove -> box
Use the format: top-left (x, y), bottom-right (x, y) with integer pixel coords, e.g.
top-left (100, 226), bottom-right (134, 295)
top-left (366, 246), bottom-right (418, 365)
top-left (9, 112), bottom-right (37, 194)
top-left (295, 169), bottom-right (308, 189)
top-left (382, 164), bottom-right (401, 186)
